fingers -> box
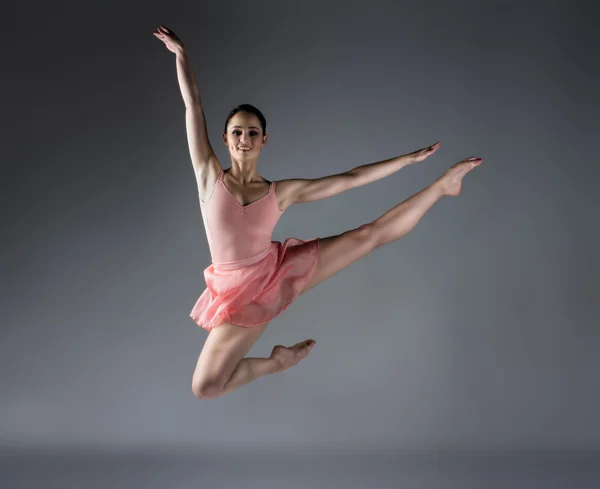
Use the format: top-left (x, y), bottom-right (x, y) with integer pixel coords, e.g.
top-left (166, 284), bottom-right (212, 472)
top-left (414, 141), bottom-right (440, 159)
top-left (427, 142), bottom-right (440, 154)
top-left (153, 25), bottom-right (173, 38)
top-left (420, 141), bottom-right (440, 155)
top-left (153, 31), bottom-right (168, 46)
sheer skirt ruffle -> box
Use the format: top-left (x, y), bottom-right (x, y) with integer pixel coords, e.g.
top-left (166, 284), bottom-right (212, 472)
top-left (190, 237), bottom-right (320, 332)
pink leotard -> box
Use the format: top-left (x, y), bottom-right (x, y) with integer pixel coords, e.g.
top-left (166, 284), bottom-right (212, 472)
top-left (199, 169), bottom-right (284, 269)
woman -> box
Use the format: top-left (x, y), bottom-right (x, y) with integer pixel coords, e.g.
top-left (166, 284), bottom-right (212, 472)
top-left (153, 25), bottom-right (482, 400)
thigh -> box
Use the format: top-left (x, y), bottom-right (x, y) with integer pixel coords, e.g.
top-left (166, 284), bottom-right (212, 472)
top-left (193, 320), bottom-right (270, 387)
top-left (300, 223), bottom-right (377, 295)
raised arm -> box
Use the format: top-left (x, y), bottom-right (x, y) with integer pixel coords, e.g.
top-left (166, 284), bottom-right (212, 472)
top-left (276, 142), bottom-right (440, 209)
top-left (153, 25), bottom-right (221, 190)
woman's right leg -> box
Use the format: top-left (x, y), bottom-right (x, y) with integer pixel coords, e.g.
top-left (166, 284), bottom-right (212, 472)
top-left (192, 321), bottom-right (315, 399)
top-left (192, 321), bottom-right (270, 399)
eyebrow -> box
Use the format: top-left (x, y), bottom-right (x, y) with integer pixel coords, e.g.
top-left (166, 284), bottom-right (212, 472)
top-left (232, 126), bottom-right (260, 130)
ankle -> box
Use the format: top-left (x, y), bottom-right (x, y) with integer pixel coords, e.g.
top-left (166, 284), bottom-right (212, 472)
top-left (431, 179), bottom-right (447, 197)
top-left (268, 353), bottom-right (286, 373)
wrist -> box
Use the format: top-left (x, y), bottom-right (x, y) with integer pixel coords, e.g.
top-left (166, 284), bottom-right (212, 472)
top-left (402, 153), bottom-right (415, 166)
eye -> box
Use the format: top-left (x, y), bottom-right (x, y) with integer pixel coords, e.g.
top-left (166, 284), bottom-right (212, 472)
top-left (232, 130), bottom-right (241, 135)
top-left (250, 131), bottom-right (258, 137)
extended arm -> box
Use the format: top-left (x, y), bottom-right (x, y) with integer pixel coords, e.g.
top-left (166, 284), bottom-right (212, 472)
top-left (277, 142), bottom-right (440, 207)
top-left (176, 48), bottom-right (219, 169)
top-left (154, 25), bottom-right (220, 181)
top-left (175, 47), bottom-right (201, 106)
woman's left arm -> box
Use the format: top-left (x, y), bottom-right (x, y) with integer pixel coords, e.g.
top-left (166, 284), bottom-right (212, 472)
top-left (278, 142), bottom-right (440, 207)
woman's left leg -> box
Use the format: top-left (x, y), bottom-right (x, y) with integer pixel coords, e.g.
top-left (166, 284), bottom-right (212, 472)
top-left (300, 157), bottom-right (481, 294)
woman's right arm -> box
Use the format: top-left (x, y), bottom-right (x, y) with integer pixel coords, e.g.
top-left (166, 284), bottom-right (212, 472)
top-left (154, 26), bottom-right (221, 190)
top-left (176, 49), bottom-right (220, 172)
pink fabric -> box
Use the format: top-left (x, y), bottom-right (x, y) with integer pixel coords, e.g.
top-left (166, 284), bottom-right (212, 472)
top-left (190, 170), bottom-right (320, 332)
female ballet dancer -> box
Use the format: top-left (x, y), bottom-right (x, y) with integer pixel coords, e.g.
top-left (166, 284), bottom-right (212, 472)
top-left (153, 25), bottom-right (482, 400)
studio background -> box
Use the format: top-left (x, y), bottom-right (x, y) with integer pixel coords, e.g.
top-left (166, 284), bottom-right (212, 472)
top-left (3, 0), bottom-right (599, 472)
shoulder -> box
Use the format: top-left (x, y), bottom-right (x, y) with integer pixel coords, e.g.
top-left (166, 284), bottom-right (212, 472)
top-left (272, 178), bottom-right (306, 211)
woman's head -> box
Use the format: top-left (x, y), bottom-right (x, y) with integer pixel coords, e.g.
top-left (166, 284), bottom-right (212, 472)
top-left (224, 104), bottom-right (267, 135)
top-left (222, 104), bottom-right (268, 160)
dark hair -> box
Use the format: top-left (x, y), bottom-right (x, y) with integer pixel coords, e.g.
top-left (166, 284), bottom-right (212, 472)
top-left (224, 104), bottom-right (267, 135)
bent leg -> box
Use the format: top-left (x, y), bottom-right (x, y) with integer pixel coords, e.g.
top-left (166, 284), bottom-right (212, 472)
top-left (192, 321), bottom-right (316, 399)
top-left (192, 320), bottom-right (270, 399)
top-left (218, 339), bottom-right (316, 397)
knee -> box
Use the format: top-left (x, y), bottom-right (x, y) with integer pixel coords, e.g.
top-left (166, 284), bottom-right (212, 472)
top-left (192, 376), bottom-right (224, 400)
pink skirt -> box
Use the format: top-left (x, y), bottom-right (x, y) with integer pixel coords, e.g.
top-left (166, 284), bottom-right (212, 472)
top-left (190, 237), bottom-right (320, 332)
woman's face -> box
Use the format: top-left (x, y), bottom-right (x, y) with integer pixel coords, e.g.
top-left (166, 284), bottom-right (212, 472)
top-left (223, 112), bottom-right (267, 159)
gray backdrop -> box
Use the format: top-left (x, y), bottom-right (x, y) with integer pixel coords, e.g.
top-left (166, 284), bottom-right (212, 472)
top-left (3, 0), bottom-right (599, 461)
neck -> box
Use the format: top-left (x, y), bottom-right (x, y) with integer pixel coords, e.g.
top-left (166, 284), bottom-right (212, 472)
top-left (227, 159), bottom-right (260, 184)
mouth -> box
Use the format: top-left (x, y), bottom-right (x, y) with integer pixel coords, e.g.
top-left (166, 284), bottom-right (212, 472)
top-left (238, 147), bottom-right (251, 152)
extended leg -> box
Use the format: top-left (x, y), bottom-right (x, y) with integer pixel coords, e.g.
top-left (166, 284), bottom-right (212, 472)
top-left (300, 157), bottom-right (481, 294)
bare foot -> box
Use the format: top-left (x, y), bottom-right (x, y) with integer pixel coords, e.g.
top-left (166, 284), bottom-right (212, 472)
top-left (270, 339), bottom-right (316, 372)
top-left (438, 157), bottom-right (482, 196)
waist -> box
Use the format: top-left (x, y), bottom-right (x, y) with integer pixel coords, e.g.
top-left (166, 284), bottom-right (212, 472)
top-left (211, 244), bottom-right (273, 271)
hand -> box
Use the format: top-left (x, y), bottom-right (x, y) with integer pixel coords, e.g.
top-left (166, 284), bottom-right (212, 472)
top-left (153, 24), bottom-right (184, 53)
top-left (408, 141), bottom-right (440, 164)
